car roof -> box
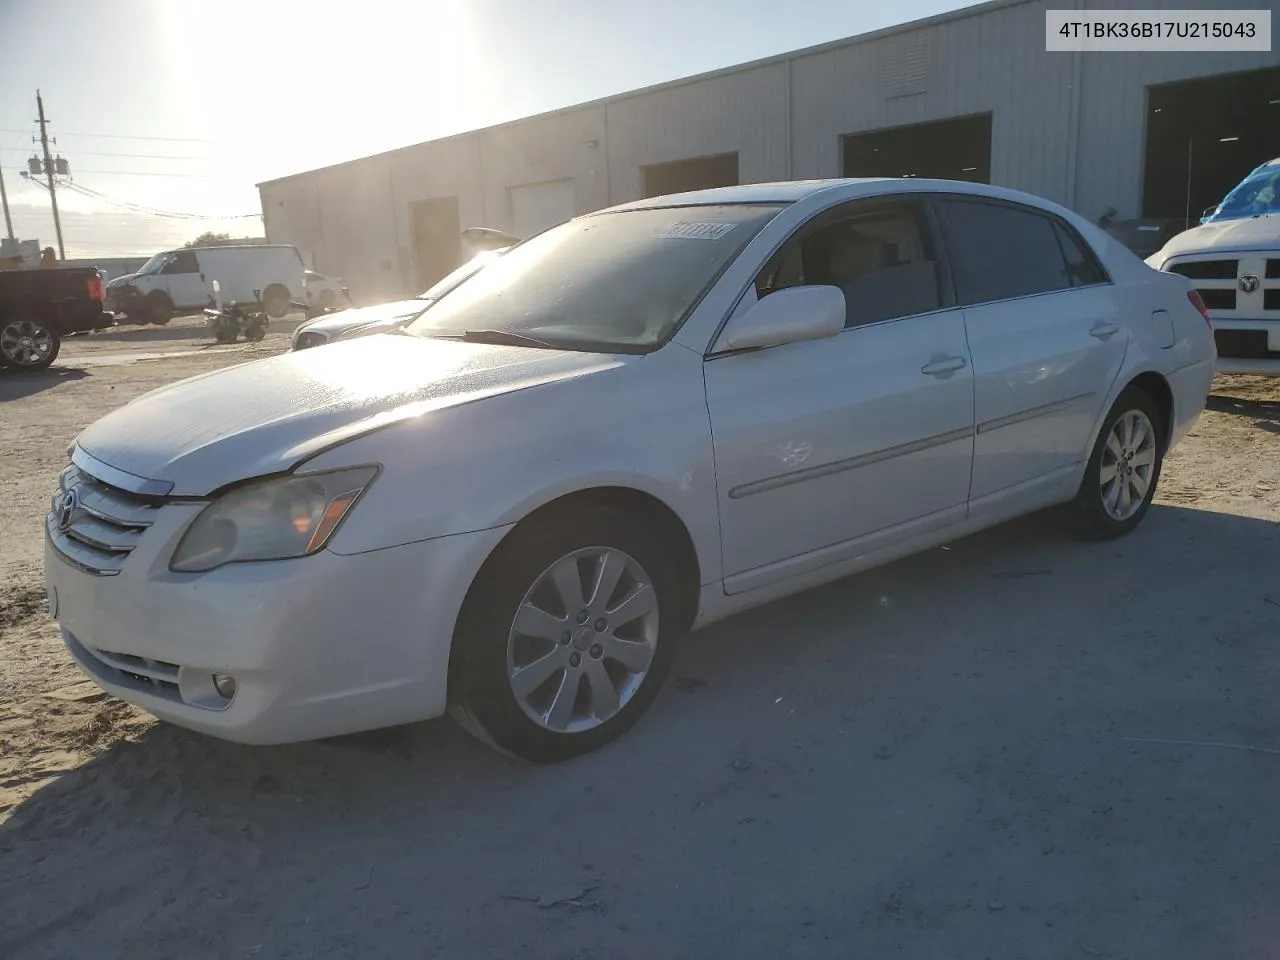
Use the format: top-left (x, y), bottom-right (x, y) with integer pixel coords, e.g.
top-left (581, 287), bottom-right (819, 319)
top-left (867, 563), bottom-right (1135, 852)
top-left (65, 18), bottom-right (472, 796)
top-left (599, 178), bottom-right (1076, 215)
top-left (605, 179), bottom-right (890, 211)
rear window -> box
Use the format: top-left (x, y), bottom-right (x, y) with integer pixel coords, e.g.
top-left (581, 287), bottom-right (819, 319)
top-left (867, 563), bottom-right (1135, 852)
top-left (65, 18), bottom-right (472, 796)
top-left (940, 198), bottom-right (1100, 306)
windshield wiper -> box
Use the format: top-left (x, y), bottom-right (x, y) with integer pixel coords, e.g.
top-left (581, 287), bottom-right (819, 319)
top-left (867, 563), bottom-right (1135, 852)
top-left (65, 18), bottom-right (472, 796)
top-left (429, 329), bottom-right (558, 349)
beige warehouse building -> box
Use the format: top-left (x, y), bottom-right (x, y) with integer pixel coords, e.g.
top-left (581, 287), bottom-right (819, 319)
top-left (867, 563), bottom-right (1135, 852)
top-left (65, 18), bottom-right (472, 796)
top-left (258, 0), bottom-right (1280, 304)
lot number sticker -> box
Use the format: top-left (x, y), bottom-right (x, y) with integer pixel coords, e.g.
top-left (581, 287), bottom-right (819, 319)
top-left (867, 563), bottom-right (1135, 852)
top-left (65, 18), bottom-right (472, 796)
top-left (652, 221), bottom-right (738, 240)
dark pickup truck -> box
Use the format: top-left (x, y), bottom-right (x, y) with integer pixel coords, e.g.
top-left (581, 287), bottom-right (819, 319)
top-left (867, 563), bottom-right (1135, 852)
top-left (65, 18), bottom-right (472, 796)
top-left (0, 267), bottom-right (113, 371)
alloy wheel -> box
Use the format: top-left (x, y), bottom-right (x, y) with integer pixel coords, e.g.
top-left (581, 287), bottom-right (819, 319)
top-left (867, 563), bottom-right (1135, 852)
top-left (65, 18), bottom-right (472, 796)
top-left (1099, 409), bottom-right (1157, 522)
top-left (0, 320), bottom-right (54, 367)
top-left (506, 546), bottom-right (660, 734)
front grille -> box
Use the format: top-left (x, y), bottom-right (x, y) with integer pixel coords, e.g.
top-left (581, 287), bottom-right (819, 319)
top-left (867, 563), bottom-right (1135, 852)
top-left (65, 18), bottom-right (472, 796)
top-left (1198, 288), bottom-right (1237, 311)
top-left (1265, 290), bottom-right (1280, 311)
top-left (1266, 260), bottom-right (1280, 279)
top-left (47, 463), bottom-right (157, 576)
top-left (1169, 259), bottom-right (1238, 280)
top-left (1214, 330), bottom-right (1278, 360)
top-left (294, 331), bottom-right (328, 350)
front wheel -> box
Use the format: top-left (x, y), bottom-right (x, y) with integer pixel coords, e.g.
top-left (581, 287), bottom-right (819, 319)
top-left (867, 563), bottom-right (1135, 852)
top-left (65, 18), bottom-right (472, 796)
top-left (1070, 386), bottom-right (1164, 539)
top-left (0, 319), bottom-right (61, 371)
top-left (450, 505), bottom-right (681, 762)
top-left (146, 291), bottom-right (173, 325)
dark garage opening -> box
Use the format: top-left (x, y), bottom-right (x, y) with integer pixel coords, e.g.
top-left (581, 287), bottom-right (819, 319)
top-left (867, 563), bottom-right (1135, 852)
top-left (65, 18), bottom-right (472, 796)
top-left (642, 153), bottom-right (739, 198)
top-left (1142, 67), bottom-right (1280, 224)
top-left (842, 114), bottom-right (992, 183)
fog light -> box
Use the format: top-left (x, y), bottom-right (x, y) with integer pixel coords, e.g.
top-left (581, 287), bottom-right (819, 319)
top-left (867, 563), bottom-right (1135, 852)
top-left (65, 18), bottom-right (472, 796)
top-left (212, 674), bottom-right (237, 699)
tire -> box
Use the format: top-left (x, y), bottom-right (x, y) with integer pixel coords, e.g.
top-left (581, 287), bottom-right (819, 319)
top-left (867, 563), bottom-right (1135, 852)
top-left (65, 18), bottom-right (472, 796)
top-left (146, 291), bottom-right (173, 325)
top-left (318, 289), bottom-right (336, 310)
top-left (1070, 385), bottom-right (1165, 540)
top-left (450, 504), bottom-right (682, 762)
top-left (0, 318), bottom-right (61, 371)
top-left (214, 324), bottom-right (238, 344)
top-left (244, 324), bottom-right (266, 341)
top-left (262, 285), bottom-right (290, 319)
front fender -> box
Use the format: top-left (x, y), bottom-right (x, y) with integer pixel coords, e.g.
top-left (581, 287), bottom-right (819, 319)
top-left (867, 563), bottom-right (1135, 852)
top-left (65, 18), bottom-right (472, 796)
top-left (308, 345), bottom-right (724, 585)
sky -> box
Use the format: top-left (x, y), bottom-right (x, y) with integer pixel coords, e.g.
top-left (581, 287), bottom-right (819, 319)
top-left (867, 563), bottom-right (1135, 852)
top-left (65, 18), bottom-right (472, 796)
top-left (0, 0), bottom-right (974, 257)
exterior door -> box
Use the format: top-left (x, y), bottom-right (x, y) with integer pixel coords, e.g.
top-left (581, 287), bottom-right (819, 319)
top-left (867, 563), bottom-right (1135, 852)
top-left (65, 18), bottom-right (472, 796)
top-left (935, 196), bottom-right (1127, 501)
top-left (161, 249), bottom-right (207, 309)
top-left (704, 196), bottom-right (975, 592)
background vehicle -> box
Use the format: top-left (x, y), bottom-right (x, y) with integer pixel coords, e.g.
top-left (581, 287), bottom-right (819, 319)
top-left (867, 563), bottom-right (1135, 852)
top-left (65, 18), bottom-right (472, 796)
top-left (291, 248), bottom-right (507, 350)
top-left (0, 266), bottom-right (112, 371)
top-left (46, 180), bottom-right (1215, 762)
top-left (1148, 157), bottom-right (1280, 375)
top-left (1200, 158), bottom-right (1280, 224)
top-left (303, 270), bottom-right (349, 312)
top-left (105, 244), bottom-right (305, 325)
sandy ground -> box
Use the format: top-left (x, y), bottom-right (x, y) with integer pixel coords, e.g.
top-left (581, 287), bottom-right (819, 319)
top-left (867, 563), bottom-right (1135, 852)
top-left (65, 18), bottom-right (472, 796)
top-left (2, 320), bottom-right (1279, 959)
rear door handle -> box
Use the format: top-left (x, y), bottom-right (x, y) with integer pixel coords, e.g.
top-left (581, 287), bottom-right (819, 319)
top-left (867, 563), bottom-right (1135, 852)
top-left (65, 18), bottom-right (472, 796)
top-left (1090, 321), bottom-right (1120, 340)
top-left (921, 355), bottom-right (967, 377)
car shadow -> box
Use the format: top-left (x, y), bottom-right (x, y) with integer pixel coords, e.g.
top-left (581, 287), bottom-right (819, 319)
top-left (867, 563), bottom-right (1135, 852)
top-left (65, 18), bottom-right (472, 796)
top-left (1207, 391), bottom-right (1280, 434)
top-left (0, 366), bottom-right (88, 400)
top-left (3, 504), bottom-right (1280, 957)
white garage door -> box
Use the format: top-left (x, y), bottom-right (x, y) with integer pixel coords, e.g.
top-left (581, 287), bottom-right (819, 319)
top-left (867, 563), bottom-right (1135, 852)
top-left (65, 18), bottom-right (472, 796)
top-left (510, 179), bottom-right (576, 239)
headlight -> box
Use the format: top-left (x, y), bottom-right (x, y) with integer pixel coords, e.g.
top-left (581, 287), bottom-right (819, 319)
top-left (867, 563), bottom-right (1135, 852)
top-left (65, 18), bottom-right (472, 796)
top-left (170, 467), bottom-right (377, 572)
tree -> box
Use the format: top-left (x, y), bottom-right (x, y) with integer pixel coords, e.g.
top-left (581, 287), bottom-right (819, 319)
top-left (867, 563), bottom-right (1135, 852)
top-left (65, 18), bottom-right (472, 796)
top-left (185, 231), bottom-right (232, 248)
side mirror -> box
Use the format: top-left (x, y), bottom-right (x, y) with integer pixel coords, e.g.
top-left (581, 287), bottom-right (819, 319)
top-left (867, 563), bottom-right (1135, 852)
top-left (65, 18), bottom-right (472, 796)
top-left (721, 285), bottom-right (845, 351)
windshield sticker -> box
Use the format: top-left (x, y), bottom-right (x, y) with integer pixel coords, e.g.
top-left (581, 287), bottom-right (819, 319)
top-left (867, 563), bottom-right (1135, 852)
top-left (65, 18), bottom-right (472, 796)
top-left (652, 221), bottom-right (738, 241)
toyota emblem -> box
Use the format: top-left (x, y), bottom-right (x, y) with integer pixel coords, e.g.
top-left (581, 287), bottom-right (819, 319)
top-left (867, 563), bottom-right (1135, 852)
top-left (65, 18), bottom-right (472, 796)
top-left (1239, 275), bottom-right (1260, 294)
top-left (56, 487), bottom-right (79, 531)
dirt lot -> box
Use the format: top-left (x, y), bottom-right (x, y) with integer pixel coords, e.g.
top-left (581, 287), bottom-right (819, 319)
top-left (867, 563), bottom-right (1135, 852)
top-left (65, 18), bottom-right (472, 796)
top-left (2, 321), bottom-right (1279, 959)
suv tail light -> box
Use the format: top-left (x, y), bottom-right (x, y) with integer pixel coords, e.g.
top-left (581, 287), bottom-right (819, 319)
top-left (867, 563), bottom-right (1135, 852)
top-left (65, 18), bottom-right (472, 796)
top-left (87, 273), bottom-right (105, 302)
top-left (1187, 290), bottom-right (1212, 328)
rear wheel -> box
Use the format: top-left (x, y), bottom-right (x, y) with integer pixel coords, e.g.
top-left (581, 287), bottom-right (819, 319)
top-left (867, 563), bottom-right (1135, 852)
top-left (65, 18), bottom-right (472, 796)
top-left (146, 291), bottom-right (173, 325)
top-left (244, 323), bottom-right (266, 341)
top-left (262, 285), bottom-right (290, 319)
top-left (450, 505), bottom-right (681, 762)
top-left (0, 319), bottom-right (61, 371)
top-left (1071, 386), bottom-right (1164, 539)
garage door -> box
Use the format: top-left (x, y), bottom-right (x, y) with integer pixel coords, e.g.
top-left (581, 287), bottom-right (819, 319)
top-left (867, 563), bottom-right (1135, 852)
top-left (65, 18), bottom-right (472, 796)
top-left (510, 179), bottom-right (576, 239)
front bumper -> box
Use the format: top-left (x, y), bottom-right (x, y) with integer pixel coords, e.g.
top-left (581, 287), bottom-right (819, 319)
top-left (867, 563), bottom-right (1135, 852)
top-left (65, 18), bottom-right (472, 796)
top-left (44, 513), bottom-right (510, 744)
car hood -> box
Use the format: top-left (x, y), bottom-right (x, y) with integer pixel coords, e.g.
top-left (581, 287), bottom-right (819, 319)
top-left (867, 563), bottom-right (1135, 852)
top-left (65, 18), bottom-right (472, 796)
top-left (1153, 214), bottom-right (1280, 262)
top-left (75, 334), bottom-right (627, 496)
top-left (299, 299), bottom-right (429, 336)
top-left (107, 272), bottom-right (140, 287)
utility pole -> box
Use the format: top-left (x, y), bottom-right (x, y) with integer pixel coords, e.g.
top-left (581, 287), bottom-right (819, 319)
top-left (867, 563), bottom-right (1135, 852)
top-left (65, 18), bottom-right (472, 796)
top-left (0, 163), bottom-right (14, 246)
top-left (36, 90), bottom-right (65, 260)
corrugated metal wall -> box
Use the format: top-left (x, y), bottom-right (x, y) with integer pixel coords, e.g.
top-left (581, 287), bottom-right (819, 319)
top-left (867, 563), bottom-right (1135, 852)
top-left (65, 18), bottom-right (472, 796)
top-left (259, 0), bottom-right (1280, 301)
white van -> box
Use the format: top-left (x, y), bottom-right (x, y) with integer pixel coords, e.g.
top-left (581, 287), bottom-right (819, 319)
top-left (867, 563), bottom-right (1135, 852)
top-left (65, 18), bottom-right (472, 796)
top-left (105, 244), bottom-right (306, 325)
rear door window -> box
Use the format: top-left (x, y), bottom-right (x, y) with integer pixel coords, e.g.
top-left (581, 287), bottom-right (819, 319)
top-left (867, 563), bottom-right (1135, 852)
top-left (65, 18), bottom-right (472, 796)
top-left (939, 198), bottom-right (1082, 306)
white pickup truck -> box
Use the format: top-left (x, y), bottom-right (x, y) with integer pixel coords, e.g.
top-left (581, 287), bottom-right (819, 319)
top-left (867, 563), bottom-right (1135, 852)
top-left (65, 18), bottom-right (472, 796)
top-left (1147, 158), bottom-right (1280, 376)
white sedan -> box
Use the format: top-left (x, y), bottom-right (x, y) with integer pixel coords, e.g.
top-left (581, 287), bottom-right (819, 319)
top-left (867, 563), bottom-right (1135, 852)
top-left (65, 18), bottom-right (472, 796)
top-left (44, 179), bottom-right (1215, 762)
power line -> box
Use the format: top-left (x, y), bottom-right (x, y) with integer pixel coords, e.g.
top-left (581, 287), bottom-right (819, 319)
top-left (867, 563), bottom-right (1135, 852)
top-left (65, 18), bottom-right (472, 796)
top-left (61, 181), bottom-right (260, 220)
top-left (0, 128), bottom-right (212, 143)
top-left (0, 146), bottom-right (210, 161)
top-left (71, 169), bottom-right (217, 178)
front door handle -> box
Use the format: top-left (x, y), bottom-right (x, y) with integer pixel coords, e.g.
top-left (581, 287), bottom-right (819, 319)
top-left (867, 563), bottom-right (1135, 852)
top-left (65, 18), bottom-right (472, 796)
top-left (1090, 321), bottom-right (1120, 340)
top-left (921, 355), bottom-right (967, 378)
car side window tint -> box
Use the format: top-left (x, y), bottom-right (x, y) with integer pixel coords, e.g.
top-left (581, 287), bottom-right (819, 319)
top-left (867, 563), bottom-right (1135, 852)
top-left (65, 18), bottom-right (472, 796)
top-left (1053, 221), bottom-right (1107, 287)
top-left (755, 199), bottom-right (941, 328)
top-left (164, 251), bottom-right (199, 275)
top-left (940, 198), bottom-right (1074, 305)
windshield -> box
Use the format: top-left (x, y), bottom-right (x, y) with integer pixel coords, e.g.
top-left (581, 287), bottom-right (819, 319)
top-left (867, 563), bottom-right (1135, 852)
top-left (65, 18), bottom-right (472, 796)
top-left (136, 252), bottom-right (171, 276)
top-left (1206, 165), bottom-right (1280, 223)
top-left (406, 204), bottom-right (784, 351)
top-left (416, 249), bottom-right (505, 300)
